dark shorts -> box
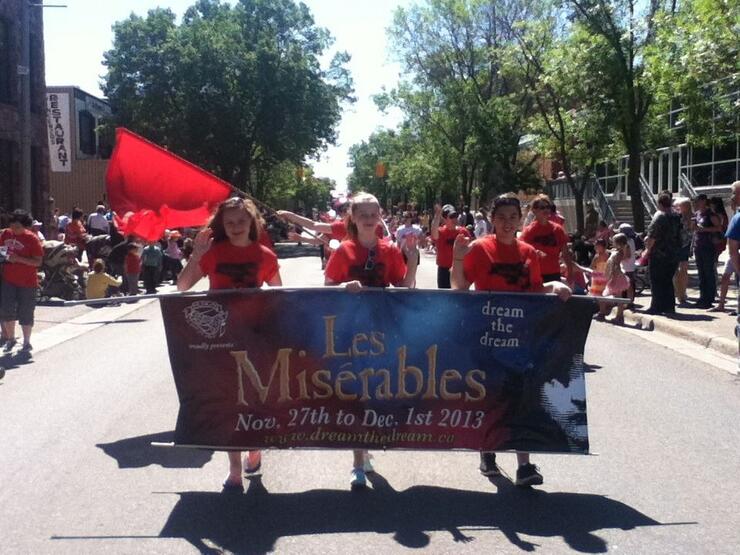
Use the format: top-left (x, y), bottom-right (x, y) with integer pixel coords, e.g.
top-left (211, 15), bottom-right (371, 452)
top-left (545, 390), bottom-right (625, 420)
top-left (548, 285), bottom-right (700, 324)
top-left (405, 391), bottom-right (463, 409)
top-left (542, 273), bottom-right (562, 283)
top-left (1, 281), bottom-right (37, 326)
top-left (437, 266), bottom-right (451, 289)
top-left (678, 245), bottom-right (691, 262)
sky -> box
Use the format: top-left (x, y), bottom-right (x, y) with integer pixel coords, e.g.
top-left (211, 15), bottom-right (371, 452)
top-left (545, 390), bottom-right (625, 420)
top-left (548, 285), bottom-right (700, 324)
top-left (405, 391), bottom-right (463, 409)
top-left (42, 0), bottom-right (412, 192)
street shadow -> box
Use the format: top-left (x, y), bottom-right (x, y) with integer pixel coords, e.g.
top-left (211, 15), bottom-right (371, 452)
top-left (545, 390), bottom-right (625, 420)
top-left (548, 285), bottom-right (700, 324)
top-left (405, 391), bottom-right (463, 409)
top-left (663, 313), bottom-right (714, 322)
top-left (273, 243), bottom-right (322, 259)
top-left (157, 473), bottom-right (676, 554)
top-left (0, 350), bottom-right (35, 372)
top-left (583, 363), bottom-right (602, 373)
top-left (96, 431), bottom-right (213, 469)
top-left (69, 318), bottom-right (149, 325)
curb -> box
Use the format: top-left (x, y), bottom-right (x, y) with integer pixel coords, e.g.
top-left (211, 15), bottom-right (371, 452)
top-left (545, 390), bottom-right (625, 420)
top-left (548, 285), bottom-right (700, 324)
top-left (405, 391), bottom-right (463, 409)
top-left (623, 311), bottom-right (738, 358)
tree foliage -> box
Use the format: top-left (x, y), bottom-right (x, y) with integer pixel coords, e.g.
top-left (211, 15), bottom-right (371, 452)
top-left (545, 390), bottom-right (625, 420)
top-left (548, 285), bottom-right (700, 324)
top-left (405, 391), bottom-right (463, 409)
top-left (102, 0), bottom-right (353, 202)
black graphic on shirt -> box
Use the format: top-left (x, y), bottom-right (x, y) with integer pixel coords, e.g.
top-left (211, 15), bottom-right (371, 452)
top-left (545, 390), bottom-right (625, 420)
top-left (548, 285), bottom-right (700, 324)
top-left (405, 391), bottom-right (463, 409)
top-left (530, 233), bottom-right (558, 248)
top-left (348, 263), bottom-right (388, 287)
top-left (216, 262), bottom-right (259, 287)
top-left (489, 261), bottom-right (531, 289)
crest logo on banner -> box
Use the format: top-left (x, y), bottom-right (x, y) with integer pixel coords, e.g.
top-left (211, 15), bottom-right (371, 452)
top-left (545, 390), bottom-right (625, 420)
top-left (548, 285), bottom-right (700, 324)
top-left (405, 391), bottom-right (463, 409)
top-left (183, 300), bottom-right (228, 339)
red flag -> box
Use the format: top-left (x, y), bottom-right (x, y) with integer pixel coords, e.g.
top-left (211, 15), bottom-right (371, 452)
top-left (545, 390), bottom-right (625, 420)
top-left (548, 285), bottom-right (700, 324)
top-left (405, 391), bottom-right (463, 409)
top-left (106, 128), bottom-right (232, 241)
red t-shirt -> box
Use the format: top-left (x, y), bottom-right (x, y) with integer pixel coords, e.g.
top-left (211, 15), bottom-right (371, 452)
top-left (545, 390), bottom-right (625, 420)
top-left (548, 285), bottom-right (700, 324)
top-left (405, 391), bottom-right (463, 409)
top-left (325, 239), bottom-right (406, 287)
top-left (463, 236), bottom-right (543, 292)
top-left (329, 220), bottom-right (384, 241)
top-left (0, 229), bottom-right (43, 287)
top-left (125, 252), bottom-right (141, 275)
top-left (64, 220), bottom-right (86, 249)
top-left (330, 220), bottom-right (348, 241)
top-left (520, 220), bottom-right (568, 275)
top-left (199, 240), bottom-right (279, 290)
top-left (258, 229), bottom-right (274, 250)
top-left (436, 225), bottom-right (471, 269)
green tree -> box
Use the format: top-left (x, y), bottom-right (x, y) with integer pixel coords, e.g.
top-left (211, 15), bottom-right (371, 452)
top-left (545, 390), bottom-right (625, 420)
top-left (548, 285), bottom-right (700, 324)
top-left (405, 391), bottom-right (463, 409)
top-left (565, 0), bottom-right (679, 231)
top-left (647, 0), bottom-right (740, 150)
top-left (386, 0), bottom-right (543, 206)
top-left (102, 0), bottom-right (353, 199)
top-left (507, 7), bottom-right (614, 232)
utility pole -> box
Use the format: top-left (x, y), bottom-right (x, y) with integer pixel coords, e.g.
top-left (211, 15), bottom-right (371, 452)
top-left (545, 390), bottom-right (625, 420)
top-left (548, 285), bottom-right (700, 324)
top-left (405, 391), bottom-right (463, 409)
top-left (18, 0), bottom-right (31, 211)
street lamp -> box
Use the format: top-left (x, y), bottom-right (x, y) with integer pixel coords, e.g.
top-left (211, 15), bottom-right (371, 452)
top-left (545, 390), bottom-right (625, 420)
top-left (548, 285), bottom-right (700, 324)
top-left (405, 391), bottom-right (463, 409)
top-left (17, 1), bottom-right (66, 212)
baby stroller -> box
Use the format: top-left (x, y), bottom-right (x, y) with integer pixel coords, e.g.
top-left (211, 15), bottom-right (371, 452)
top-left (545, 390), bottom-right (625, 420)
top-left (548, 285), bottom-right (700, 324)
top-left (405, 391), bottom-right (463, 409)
top-left (633, 250), bottom-right (651, 295)
top-left (38, 241), bottom-right (85, 301)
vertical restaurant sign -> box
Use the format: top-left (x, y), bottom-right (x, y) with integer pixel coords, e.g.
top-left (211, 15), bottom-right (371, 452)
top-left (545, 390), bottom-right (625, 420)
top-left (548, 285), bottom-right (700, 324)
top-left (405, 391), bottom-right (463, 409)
top-left (161, 289), bottom-right (594, 453)
top-left (46, 92), bottom-right (71, 172)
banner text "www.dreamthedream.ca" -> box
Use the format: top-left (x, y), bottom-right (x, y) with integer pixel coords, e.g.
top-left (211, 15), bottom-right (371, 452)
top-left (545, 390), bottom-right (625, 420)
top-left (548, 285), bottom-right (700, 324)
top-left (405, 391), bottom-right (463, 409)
top-left (263, 427), bottom-right (455, 446)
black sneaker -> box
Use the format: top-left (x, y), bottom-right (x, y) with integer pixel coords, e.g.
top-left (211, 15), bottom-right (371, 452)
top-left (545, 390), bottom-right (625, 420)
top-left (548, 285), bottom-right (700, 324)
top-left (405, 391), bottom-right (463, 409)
top-left (20, 343), bottom-right (33, 353)
top-left (515, 463), bottom-right (543, 486)
top-left (3, 338), bottom-right (17, 353)
top-left (479, 452), bottom-right (500, 476)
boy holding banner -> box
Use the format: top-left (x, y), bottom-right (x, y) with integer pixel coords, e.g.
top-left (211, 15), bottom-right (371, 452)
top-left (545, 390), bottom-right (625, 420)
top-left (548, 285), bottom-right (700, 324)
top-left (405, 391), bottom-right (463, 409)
top-left (324, 192), bottom-right (419, 490)
top-left (451, 193), bottom-right (572, 487)
top-left (177, 197), bottom-right (282, 492)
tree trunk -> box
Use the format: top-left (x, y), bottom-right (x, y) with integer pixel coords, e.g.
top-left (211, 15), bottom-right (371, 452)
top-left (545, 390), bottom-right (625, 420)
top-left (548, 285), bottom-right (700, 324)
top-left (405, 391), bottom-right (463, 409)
top-left (627, 148), bottom-right (645, 232)
top-left (573, 185), bottom-right (585, 236)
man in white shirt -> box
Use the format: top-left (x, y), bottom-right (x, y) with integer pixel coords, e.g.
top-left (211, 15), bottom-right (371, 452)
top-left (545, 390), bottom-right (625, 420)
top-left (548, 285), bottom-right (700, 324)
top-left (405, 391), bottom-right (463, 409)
top-left (87, 205), bottom-right (110, 237)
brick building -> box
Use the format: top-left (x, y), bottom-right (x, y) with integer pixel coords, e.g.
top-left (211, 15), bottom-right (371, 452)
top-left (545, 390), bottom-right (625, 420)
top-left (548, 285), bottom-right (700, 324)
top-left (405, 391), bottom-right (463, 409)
top-left (0, 0), bottom-right (49, 222)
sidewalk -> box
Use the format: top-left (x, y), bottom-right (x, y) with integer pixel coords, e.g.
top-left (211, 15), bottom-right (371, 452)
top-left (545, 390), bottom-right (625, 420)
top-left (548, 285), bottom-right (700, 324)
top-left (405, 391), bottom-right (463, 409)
top-left (612, 257), bottom-right (738, 359)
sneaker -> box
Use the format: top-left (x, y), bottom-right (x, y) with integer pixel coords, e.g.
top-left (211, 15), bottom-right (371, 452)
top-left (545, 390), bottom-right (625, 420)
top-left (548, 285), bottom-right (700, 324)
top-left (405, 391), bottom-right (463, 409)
top-left (350, 468), bottom-right (367, 490)
top-left (515, 463), bottom-right (544, 487)
top-left (3, 338), bottom-right (17, 353)
top-left (20, 343), bottom-right (32, 353)
top-left (479, 452), bottom-right (501, 476)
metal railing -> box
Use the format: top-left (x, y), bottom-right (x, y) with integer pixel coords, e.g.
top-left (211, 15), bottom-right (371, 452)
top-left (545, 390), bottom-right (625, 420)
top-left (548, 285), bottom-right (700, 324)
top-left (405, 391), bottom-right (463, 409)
top-left (586, 177), bottom-right (616, 224)
top-left (679, 172), bottom-right (698, 199)
top-left (639, 174), bottom-right (659, 214)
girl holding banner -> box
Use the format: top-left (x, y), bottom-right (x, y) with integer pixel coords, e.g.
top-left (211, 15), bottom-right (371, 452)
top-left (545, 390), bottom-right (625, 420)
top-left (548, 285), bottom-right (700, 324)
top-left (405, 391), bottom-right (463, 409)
top-left (451, 193), bottom-right (571, 487)
top-left (177, 197), bottom-right (282, 492)
top-left (324, 192), bottom-right (419, 490)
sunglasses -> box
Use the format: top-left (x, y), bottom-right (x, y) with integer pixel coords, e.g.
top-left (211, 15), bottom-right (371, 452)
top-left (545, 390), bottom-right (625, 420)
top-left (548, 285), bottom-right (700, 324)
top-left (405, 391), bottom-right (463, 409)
top-left (533, 203), bottom-right (550, 210)
top-left (364, 248), bottom-right (376, 271)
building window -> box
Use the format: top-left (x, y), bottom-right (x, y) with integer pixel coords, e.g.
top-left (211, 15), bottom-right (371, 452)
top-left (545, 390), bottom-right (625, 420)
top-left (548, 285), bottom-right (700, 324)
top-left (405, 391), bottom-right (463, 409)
top-left (0, 18), bottom-right (11, 103)
top-left (78, 110), bottom-right (96, 155)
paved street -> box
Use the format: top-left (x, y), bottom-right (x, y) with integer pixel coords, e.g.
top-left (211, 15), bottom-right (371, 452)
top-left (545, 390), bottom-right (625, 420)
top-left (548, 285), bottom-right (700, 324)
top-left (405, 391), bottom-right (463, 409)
top-left (1, 250), bottom-right (739, 554)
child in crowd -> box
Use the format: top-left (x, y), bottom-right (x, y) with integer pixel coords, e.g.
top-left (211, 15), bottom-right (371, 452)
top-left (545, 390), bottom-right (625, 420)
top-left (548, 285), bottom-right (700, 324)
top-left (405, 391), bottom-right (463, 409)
top-left (86, 259), bottom-right (122, 299)
top-left (602, 234), bottom-right (631, 324)
top-left (178, 197), bottom-right (282, 493)
top-left (324, 192), bottom-right (418, 490)
top-left (124, 243), bottom-right (141, 295)
top-left (451, 192), bottom-right (571, 487)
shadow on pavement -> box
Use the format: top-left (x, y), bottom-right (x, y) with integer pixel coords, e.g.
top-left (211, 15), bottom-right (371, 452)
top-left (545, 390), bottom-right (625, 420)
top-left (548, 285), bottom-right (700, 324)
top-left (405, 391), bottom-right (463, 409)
top-left (661, 312), bottom-right (714, 322)
top-left (96, 431), bottom-right (213, 469)
top-left (273, 243), bottom-right (322, 259)
top-left (0, 351), bottom-right (34, 373)
top-left (155, 473), bottom-right (680, 554)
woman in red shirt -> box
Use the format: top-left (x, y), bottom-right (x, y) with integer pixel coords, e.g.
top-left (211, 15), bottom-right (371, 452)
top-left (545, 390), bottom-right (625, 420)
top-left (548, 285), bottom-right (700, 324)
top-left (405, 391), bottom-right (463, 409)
top-left (451, 193), bottom-right (571, 487)
top-left (520, 194), bottom-right (571, 283)
top-left (63, 208), bottom-right (88, 261)
top-left (324, 192), bottom-right (418, 490)
top-left (178, 197), bottom-right (282, 493)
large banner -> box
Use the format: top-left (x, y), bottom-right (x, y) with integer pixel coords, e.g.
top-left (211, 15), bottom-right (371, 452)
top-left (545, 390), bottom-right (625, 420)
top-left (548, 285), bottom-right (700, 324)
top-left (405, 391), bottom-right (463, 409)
top-left (46, 92), bottom-right (71, 172)
top-left (161, 289), bottom-right (594, 453)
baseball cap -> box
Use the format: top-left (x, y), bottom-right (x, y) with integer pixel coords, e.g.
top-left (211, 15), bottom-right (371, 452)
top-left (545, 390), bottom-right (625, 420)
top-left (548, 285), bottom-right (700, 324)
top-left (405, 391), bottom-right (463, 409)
top-left (442, 204), bottom-right (458, 218)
